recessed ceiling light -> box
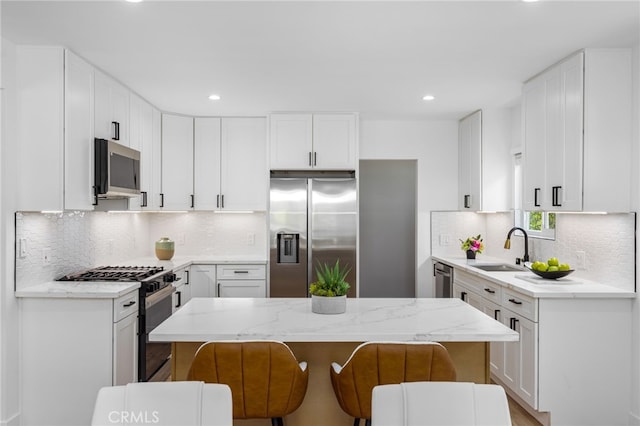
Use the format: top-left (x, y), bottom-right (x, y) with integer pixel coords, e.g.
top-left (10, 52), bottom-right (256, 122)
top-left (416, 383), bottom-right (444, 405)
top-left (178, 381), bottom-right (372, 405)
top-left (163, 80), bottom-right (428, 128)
top-left (125, 0), bottom-right (143, 3)
top-left (208, 94), bottom-right (221, 101)
top-left (522, 0), bottom-right (539, 2)
top-left (422, 95), bottom-right (435, 101)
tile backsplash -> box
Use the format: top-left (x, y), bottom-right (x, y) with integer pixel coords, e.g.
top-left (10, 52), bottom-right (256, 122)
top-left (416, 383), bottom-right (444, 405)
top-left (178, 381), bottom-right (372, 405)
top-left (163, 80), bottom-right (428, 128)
top-left (431, 211), bottom-right (636, 292)
top-left (15, 211), bottom-right (267, 290)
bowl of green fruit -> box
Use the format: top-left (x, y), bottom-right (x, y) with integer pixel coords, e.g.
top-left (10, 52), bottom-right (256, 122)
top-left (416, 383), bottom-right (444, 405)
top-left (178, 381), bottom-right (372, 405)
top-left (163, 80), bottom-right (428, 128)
top-left (526, 257), bottom-right (574, 279)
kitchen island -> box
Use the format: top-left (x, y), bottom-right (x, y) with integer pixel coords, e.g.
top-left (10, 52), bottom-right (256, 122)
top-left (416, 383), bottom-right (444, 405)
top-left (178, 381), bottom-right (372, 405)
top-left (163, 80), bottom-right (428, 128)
top-left (150, 297), bottom-right (518, 425)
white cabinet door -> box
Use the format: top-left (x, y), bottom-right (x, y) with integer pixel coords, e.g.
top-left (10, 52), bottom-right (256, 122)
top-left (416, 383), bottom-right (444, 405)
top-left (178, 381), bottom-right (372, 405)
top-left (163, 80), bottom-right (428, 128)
top-left (269, 114), bottom-right (313, 170)
top-left (218, 280), bottom-right (266, 297)
top-left (312, 114), bottom-right (357, 170)
top-left (458, 111), bottom-right (482, 210)
top-left (112, 311), bottom-right (138, 385)
top-left (221, 117), bottom-right (267, 210)
top-left (522, 73), bottom-right (548, 211)
top-left (501, 308), bottom-right (538, 409)
top-left (95, 70), bottom-right (129, 146)
top-left (161, 114), bottom-right (194, 210)
top-left (190, 264), bottom-right (216, 297)
top-left (129, 95), bottom-right (157, 210)
top-left (64, 50), bottom-right (95, 211)
top-left (194, 117), bottom-right (222, 210)
top-left (481, 299), bottom-right (504, 378)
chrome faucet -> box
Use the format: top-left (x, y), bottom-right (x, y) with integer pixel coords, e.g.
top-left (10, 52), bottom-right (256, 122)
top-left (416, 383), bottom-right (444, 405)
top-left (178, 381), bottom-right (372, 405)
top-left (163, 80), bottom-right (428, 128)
top-left (504, 227), bottom-right (529, 263)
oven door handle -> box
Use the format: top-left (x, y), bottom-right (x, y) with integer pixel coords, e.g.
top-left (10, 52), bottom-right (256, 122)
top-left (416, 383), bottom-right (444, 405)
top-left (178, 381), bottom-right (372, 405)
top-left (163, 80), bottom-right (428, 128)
top-left (145, 285), bottom-right (176, 309)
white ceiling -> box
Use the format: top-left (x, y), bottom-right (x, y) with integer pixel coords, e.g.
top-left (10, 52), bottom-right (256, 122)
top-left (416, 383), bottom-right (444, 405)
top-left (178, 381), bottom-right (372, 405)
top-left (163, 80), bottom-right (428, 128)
top-left (2, 1), bottom-right (639, 120)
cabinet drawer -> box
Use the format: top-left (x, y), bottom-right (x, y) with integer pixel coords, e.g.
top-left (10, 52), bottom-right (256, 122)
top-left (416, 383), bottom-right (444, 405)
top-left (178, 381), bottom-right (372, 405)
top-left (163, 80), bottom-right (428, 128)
top-left (218, 280), bottom-right (266, 298)
top-left (479, 281), bottom-right (502, 304)
top-left (113, 290), bottom-right (139, 323)
top-left (216, 264), bottom-right (266, 280)
top-left (502, 288), bottom-right (537, 322)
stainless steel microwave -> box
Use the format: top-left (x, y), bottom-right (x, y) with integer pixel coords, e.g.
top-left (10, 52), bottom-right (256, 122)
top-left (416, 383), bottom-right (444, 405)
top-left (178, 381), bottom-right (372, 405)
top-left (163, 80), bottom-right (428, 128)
top-left (94, 138), bottom-right (141, 199)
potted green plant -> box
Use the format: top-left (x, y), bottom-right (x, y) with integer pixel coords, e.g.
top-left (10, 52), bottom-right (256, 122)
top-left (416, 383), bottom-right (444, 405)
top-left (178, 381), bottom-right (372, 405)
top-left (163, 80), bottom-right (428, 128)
top-left (309, 260), bottom-right (351, 314)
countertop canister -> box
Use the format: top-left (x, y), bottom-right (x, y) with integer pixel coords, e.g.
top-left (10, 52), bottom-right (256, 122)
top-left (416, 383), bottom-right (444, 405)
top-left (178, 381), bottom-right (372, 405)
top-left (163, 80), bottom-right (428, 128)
top-left (155, 237), bottom-right (175, 261)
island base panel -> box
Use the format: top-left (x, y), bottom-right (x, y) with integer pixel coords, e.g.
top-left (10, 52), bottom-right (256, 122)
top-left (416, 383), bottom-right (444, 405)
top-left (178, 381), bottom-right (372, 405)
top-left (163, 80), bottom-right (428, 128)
top-left (171, 341), bottom-right (489, 426)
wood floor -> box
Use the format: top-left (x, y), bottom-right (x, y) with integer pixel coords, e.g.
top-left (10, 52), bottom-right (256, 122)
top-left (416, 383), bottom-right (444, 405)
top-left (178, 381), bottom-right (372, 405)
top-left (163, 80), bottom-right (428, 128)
top-left (159, 364), bottom-right (540, 426)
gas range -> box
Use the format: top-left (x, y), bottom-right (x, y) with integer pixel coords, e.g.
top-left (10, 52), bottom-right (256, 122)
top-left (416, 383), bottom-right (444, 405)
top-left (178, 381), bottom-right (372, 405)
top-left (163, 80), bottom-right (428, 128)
top-left (58, 265), bottom-right (176, 294)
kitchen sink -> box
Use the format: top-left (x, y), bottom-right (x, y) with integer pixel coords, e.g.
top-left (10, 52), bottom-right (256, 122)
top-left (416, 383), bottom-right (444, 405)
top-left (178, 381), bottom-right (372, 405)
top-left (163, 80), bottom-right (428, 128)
top-left (471, 263), bottom-right (523, 272)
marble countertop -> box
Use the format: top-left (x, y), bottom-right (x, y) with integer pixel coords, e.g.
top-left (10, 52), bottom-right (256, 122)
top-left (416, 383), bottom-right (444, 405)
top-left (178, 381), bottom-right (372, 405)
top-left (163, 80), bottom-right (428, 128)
top-left (149, 297), bottom-right (519, 343)
top-left (119, 256), bottom-right (268, 272)
top-left (15, 256), bottom-right (267, 298)
top-left (15, 281), bottom-right (140, 299)
top-left (432, 255), bottom-right (635, 299)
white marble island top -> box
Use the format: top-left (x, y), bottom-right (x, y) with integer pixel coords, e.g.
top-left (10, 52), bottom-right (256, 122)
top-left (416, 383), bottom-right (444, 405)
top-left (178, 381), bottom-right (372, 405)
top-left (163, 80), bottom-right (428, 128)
top-left (150, 297), bottom-right (519, 343)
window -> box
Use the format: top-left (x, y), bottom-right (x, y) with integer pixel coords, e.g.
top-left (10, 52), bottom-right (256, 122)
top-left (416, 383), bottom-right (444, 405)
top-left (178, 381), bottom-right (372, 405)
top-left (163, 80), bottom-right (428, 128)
top-left (513, 153), bottom-right (556, 240)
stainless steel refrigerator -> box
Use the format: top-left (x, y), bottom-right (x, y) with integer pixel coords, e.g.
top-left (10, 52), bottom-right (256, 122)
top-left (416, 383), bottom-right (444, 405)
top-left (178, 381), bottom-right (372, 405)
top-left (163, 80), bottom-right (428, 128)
top-left (269, 173), bottom-right (357, 297)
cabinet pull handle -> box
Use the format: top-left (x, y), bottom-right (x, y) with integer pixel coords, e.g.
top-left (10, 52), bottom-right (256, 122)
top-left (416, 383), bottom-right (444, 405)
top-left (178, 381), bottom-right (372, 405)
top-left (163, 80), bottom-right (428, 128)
top-left (309, 152), bottom-right (312, 166)
top-left (460, 291), bottom-right (467, 302)
top-left (185, 270), bottom-right (189, 285)
top-left (552, 186), bottom-right (562, 207)
top-left (484, 288), bottom-right (495, 294)
top-left (234, 270), bottom-right (249, 274)
top-left (160, 193), bottom-right (164, 208)
top-left (190, 194), bottom-right (194, 208)
top-left (175, 291), bottom-right (181, 308)
top-left (140, 191), bottom-right (148, 208)
top-left (313, 152), bottom-right (317, 166)
top-left (217, 194), bottom-right (220, 208)
top-left (221, 195), bottom-right (224, 208)
top-left (463, 194), bottom-right (472, 209)
top-left (217, 283), bottom-right (221, 297)
top-left (513, 318), bottom-right (520, 331)
top-left (510, 317), bottom-right (515, 330)
top-left (123, 300), bottom-right (136, 308)
top-left (494, 309), bottom-right (500, 321)
top-left (508, 298), bottom-right (523, 305)
top-left (534, 188), bottom-right (540, 207)
top-left (92, 185), bottom-right (99, 206)
top-left (112, 121), bottom-right (120, 140)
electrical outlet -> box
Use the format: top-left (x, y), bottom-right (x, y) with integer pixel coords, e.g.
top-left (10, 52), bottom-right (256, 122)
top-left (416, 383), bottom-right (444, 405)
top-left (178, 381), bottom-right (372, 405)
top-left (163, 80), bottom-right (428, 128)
top-left (576, 250), bottom-right (586, 270)
top-left (247, 233), bottom-right (255, 246)
top-left (19, 238), bottom-right (27, 258)
top-left (42, 248), bottom-right (51, 265)
top-left (439, 234), bottom-right (450, 246)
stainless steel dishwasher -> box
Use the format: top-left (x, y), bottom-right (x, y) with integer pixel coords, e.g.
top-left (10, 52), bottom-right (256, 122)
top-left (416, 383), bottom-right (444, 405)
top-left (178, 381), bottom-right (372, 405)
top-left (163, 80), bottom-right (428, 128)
top-left (433, 262), bottom-right (453, 298)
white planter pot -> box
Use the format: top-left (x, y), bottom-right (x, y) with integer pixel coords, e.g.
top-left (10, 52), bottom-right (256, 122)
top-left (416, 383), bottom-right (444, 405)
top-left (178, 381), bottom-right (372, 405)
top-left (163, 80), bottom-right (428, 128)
top-left (311, 295), bottom-right (346, 314)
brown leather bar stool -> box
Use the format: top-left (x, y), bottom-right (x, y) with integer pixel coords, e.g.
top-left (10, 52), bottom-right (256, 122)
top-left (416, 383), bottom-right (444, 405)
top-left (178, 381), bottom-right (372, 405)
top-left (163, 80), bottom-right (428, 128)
top-left (330, 342), bottom-right (457, 426)
top-left (187, 341), bottom-right (309, 426)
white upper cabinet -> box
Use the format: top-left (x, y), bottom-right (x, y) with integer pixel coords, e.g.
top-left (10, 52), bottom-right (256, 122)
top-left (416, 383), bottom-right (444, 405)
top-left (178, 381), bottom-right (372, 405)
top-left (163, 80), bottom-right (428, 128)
top-left (194, 117), bottom-right (222, 210)
top-left (129, 95), bottom-right (161, 210)
top-left (94, 70), bottom-right (129, 146)
top-left (523, 49), bottom-right (632, 212)
top-left (65, 50), bottom-right (96, 211)
top-left (221, 117), bottom-right (267, 211)
top-left (194, 117), bottom-right (267, 211)
top-left (161, 114), bottom-right (194, 210)
top-left (16, 47), bottom-right (95, 211)
top-left (458, 109), bottom-right (511, 212)
top-left (270, 113), bottom-right (357, 170)
top-left (458, 111), bottom-right (482, 211)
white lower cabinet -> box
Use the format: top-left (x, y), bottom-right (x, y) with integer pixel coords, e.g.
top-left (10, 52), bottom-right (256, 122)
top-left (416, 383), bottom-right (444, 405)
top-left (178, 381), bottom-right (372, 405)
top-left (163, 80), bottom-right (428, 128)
top-left (453, 268), bottom-right (632, 424)
top-left (190, 264), bottom-right (217, 297)
top-left (20, 289), bottom-right (139, 426)
top-left (216, 264), bottom-right (266, 297)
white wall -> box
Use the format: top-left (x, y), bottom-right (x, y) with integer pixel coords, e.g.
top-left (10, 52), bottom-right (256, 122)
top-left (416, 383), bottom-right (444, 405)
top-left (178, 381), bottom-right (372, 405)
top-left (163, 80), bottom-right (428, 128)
top-left (359, 120), bottom-right (458, 297)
